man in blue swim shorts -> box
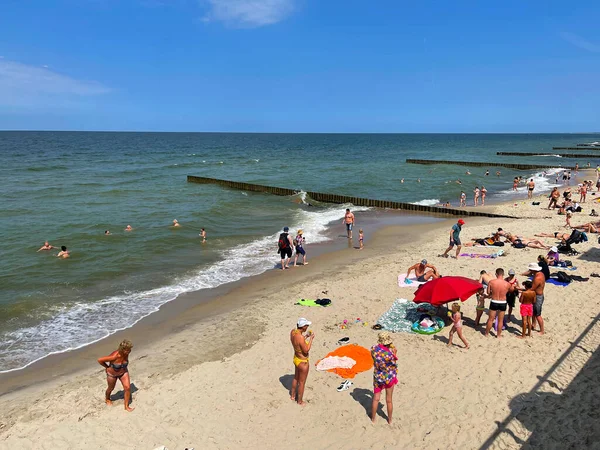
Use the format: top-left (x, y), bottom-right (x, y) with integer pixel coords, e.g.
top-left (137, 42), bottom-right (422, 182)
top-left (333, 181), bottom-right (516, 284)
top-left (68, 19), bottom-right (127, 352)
top-left (441, 219), bottom-right (465, 259)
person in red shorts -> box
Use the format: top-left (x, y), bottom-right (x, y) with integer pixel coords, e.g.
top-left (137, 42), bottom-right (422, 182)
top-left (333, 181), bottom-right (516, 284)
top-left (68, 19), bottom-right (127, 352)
top-left (518, 280), bottom-right (535, 338)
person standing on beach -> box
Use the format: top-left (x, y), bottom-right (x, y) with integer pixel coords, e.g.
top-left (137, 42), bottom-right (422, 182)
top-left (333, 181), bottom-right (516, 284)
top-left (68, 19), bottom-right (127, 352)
top-left (527, 179), bottom-right (535, 199)
top-left (513, 177), bottom-right (519, 191)
top-left (37, 241), bottom-right (54, 251)
top-left (548, 187), bottom-right (560, 209)
top-left (359, 228), bottom-right (364, 250)
top-left (518, 280), bottom-right (535, 338)
top-left (97, 339), bottom-right (134, 411)
top-left (528, 263), bottom-right (546, 334)
top-left (441, 219), bottom-right (464, 259)
top-left (481, 186), bottom-right (487, 206)
top-left (293, 229), bottom-right (307, 266)
top-left (579, 183), bottom-right (587, 203)
top-left (505, 269), bottom-right (521, 323)
top-left (460, 191), bottom-right (466, 207)
top-left (371, 332), bottom-right (397, 424)
top-left (485, 268), bottom-right (511, 338)
top-left (290, 318), bottom-right (314, 406)
top-left (343, 208), bottom-right (355, 239)
top-left (278, 227), bottom-right (294, 270)
top-left (473, 186), bottom-right (480, 206)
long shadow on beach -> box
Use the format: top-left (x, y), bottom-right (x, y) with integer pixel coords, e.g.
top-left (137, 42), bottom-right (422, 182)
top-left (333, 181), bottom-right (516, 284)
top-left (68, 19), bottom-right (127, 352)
top-left (279, 374), bottom-right (294, 392)
top-left (350, 387), bottom-right (386, 421)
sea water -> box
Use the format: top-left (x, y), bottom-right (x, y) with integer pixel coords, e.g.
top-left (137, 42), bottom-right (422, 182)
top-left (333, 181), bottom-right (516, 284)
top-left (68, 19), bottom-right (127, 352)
top-left (1, 132), bottom-right (598, 372)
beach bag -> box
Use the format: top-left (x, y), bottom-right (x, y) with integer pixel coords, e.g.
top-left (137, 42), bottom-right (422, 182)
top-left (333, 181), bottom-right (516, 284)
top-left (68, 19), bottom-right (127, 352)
top-left (315, 298), bottom-right (331, 306)
top-left (278, 233), bottom-right (290, 250)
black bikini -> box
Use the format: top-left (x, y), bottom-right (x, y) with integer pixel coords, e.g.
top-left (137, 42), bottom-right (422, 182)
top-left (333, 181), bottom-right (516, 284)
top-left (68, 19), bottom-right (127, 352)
top-left (107, 362), bottom-right (128, 378)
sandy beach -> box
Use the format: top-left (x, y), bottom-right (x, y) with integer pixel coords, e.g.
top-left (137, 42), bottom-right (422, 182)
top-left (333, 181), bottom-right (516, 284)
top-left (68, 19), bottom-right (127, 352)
top-left (2, 188), bottom-right (600, 450)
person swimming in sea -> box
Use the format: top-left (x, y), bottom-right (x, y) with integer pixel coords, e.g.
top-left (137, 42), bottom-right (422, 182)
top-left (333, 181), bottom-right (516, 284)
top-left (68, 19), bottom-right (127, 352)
top-left (104, 230), bottom-right (111, 235)
top-left (98, 339), bottom-right (134, 412)
top-left (125, 225), bottom-right (133, 232)
top-left (56, 245), bottom-right (70, 258)
top-left (172, 219), bottom-right (181, 227)
top-left (200, 228), bottom-right (206, 242)
top-left (37, 241), bottom-right (54, 252)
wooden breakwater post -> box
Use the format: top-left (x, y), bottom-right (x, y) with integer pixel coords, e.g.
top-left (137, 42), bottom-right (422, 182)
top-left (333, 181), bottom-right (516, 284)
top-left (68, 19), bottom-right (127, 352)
top-left (497, 152), bottom-right (600, 159)
top-left (187, 176), bottom-right (518, 219)
top-left (553, 147), bottom-right (600, 151)
top-left (405, 159), bottom-right (575, 171)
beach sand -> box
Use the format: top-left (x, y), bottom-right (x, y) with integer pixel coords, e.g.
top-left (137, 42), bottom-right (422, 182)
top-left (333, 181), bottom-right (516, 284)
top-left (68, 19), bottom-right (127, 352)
top-left (2, 190), bottom-right (600, 450)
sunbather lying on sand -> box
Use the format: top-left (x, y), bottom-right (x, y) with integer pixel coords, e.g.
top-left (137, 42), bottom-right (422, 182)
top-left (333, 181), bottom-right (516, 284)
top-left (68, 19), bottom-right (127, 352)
top-left (464, 232), bottom-right (502, 247)
top-left (571, 221), bottom-right (600, 233)
top-left (504, 233), bottom-right (549, 249)
top-left (535, 231), bottom-right (571, 240)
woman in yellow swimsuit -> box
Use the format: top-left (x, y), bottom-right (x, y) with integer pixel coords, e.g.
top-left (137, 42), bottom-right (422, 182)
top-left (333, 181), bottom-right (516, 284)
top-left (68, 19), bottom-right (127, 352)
top-left (290, 318), bottom-right (314, 406)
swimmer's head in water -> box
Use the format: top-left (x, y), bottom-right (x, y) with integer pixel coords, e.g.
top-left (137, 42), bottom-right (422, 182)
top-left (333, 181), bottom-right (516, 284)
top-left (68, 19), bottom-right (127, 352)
top-left (61, 246), bottom-right (67, 251)
top-left (104, 230), bottom-right (110, 234)
top-left (173, 219), bottom-right (178, 224)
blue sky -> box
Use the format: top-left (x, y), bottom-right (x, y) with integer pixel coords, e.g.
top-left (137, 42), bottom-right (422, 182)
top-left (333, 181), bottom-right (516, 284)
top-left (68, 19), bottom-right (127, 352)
top-left (0, 0), bottom-right (598, 132)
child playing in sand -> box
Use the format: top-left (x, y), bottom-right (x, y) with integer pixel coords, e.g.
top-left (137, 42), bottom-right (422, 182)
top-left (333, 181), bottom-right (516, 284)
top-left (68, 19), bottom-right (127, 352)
top-left (518, 280), bottom-right (535, 338)
top-left (448, 303), bottom-right (469, 349)
top-left (359, 229), bottom-right (364, 250)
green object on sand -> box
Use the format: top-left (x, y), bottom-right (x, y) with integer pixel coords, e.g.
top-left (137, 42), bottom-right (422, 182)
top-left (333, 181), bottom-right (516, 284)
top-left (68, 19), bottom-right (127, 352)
top-left (296, 299), bottom-right (331, 307)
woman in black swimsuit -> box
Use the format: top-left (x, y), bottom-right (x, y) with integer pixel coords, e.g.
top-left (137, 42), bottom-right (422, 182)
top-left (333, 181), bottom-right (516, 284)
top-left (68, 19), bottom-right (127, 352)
top-left (98, 339), bottom-right (134, 411)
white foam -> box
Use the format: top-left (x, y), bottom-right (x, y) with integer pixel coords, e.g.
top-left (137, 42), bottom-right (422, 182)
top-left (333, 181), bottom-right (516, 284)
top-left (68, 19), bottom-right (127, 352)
top-left (411, 199), bottom-right (440, 206)
top-left (0, 204), bottom-right (369, 373)
top-left (495, 168), bottom-right (563, 197)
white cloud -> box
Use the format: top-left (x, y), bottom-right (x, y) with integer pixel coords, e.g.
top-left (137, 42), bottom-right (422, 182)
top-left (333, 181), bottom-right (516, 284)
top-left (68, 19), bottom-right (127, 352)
top-left (203, 0), bottom-right (294, 27)
top-left (0, 59), bottom-right (110, 107)
top-left (560, 32), bottom-right (600, 53)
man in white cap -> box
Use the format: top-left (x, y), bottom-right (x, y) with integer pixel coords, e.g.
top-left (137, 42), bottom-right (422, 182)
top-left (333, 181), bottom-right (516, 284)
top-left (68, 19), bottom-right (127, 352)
top-left (526, 263), bottom-right (546, 334)
top-left (290, 318), bottom-right (314, 405)
top-left (406, 259), bottom-right (440, 282)
top-left (547, 246), bottom-right (560, 266)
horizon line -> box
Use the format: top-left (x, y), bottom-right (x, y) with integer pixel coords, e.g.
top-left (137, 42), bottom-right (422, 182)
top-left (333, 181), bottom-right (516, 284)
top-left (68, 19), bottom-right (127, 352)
top-left (0, 130), bottom-right (599, 135)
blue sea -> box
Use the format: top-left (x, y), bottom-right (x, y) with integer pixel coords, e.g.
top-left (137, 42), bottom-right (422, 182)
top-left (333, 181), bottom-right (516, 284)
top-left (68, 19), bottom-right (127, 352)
top-left (1, 132), bottom-right (598, 372)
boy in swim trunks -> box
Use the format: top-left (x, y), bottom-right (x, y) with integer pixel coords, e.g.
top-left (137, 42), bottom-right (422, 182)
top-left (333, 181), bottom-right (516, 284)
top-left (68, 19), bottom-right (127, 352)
top-left (518, 280), bottom-right (535, 338)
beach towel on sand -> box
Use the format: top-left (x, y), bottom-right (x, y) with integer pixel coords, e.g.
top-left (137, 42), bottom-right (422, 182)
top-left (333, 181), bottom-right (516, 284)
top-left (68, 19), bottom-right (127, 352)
top-left (377, 298), bottom-right (436, 333)
top-left (316, 344), bottom-right (373, 378)
top-left (296, 298), bottom-right (331, 307)
top-left (398, 273), bottom-right (427, 288)
top-left (316, 356), bottom-right (356, 371)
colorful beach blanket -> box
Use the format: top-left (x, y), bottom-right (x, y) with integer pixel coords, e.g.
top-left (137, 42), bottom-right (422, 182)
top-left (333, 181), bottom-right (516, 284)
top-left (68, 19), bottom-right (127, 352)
top-left (376, 298), bottom-right (436, 333)
top-left (460, 250), bottom-right (504, 259)
top-left (315, 344), bottom-right (373, 379)
top-left (398, 273), bottom-right (427, 288)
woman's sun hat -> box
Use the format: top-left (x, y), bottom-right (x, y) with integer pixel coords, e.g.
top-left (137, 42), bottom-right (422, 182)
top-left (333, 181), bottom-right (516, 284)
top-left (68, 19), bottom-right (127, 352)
top-left (528, 263), bottom-right (542, 271)
top-left (550, 246), bottom-right (558, 253)
top-left (298, 229), bottom-right (303, 235)
top-left (377, 332), bottom-right (393, 346)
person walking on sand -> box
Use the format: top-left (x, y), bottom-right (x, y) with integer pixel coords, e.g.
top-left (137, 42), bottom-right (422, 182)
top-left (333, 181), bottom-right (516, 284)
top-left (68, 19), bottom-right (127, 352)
top-left (447, 303), bottom-right (469, 349)
top-left (293, 229), bottom-right (307, 266)
top-left (527, 179), bottom-right (535, 199)
top-left (343, 208), bottom-right (355, 239)
top-left (473, 186), bottom-right (480, 206)
top-left (460, 191), bottom-right (466, 207)
top-left (97, 339), bottom-right (134, 412)
top-left (371, 332), bottom-right (397, 424)
top-left (37, 241), bottom-right (54, 251)
top-left (359, 228), bottom-right (364, 249)
top-left (277, 226), bottom-right (294, 270)
top-left (441, 219), bottom-right (465, 259)
top-left (290, 318), bottom-right (314, 406)
top-left (580, 183), bottom-right (587, 203)
top-left (518, 280), bottom-right (535, 338)
top-left (481, 186), bottom-right (487, 206)
top-left (485, 268), bottom-right (512, 338)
